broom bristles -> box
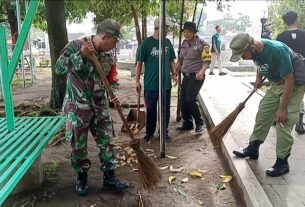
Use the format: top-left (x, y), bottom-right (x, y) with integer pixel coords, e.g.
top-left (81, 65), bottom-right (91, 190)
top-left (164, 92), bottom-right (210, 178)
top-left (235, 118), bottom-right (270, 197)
top-left (210, 103), bottom-right (245, 145)
top-left (130, 140), bottom-right (162, 189)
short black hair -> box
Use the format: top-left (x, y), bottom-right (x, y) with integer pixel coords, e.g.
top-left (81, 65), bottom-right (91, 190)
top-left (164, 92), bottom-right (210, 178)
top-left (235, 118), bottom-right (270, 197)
top-left (215, 25), bottom-right (220, 30)
top-left (282, 11), bottom-right (298, 26)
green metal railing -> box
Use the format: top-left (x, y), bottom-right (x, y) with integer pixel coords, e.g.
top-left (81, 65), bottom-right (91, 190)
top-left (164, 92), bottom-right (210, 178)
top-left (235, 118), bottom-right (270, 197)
top-left (0, 0), bottom-right (40, 131)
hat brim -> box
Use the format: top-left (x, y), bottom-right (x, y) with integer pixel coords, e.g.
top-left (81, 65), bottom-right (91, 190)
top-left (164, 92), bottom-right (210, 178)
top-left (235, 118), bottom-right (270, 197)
top-left (181, 28), bottom-right (198, 33)
top-left (230, 53), bottom-right (243, 62)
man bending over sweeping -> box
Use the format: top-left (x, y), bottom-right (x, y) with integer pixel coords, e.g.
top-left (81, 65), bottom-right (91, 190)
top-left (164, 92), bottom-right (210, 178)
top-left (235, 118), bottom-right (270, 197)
top-left (230, 33), bottom-right (305, 177)
top-left (55, 19), bottom-right (128, 196)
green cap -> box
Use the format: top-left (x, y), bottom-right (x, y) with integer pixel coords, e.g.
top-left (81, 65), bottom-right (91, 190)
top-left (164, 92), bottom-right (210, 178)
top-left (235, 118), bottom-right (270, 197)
top-left (97, 19), bottom-right (122, 39)
top-left (229, 32), bottom-right (253, 62)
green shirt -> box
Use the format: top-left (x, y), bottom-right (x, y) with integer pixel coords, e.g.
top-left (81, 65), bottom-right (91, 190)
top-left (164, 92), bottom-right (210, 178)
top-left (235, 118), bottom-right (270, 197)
top-left (137, 36), bottom-right (176, 91)
top-left (254, 39), bottom-right (293, 82)
top-left (211, 33), bottom-right (221, 53)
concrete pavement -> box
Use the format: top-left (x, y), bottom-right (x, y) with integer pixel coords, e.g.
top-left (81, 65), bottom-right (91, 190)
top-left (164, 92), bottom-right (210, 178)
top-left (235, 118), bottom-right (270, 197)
top-left (199, 71), bottom-right (305, 207)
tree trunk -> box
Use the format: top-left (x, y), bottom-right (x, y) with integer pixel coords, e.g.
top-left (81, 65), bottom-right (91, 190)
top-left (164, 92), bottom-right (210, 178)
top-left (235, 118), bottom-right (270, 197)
top-left (130, 4), bottom-right (142, 46)
top-left (141, 16), bottom-right (147, 41)
top-left (7, 6), bottom-right (18, 43)
top-left (45, 0), bottom-right (67, 109)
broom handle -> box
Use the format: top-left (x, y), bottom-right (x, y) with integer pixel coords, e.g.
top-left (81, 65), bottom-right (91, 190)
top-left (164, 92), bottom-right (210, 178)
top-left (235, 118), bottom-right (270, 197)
top-left (137, 91), bottom-right (140, 121)
top-left (242, 77), bottom-right (266, 105)
top-left (84, 38), bottom-right (136, 141)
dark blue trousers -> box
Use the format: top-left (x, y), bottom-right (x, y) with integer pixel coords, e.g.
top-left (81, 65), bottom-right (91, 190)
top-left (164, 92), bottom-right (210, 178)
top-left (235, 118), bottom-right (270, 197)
top-left (144, 90), bottom-right (171, 136)
top-left (180, 75), bottom-right (204, 127)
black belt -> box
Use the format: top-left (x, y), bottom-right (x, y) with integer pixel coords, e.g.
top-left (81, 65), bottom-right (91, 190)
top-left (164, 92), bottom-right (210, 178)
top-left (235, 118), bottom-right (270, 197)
top-left (183, 72), bottom-right (196, 77)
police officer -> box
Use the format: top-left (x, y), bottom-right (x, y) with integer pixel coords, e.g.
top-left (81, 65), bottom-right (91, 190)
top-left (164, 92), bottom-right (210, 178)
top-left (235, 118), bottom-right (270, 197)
top-left (175, 22), bottom-right (211, 134)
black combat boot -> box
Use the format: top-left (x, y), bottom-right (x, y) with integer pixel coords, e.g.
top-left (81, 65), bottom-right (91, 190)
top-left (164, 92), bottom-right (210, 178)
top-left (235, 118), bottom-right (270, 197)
top-left (233, 140), bottom-right (263, 159)
top-left (266, 156), bottom-right (290, 177)
top-left (295, 113), bottom-right (305, 134)
top-left (75, 172), bottom-right (88, 196)
top-left (103, 170), bottom-right (129, 192)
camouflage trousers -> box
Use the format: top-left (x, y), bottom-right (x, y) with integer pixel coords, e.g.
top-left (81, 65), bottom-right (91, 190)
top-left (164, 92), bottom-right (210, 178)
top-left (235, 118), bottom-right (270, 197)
top-left (65, 108), bottom-right (116, 174)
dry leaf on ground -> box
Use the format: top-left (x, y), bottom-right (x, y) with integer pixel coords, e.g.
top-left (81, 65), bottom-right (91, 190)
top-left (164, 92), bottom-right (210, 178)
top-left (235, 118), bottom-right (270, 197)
top-left (160, 166), bottom-right (169, 170)
top-left (219, 175), bottom-right (232, 183)
top-left (169, 165), bottom-right (185, 173)
top-left (189, 171), bottom-right (203, 178)
top-left (181, 177), bottom-right (189, 183)
top-left (165, 155), bottom-right (177, 159)
top-left (168, 176), bottom-right (176, 184)
top-left (145, 148), bottom-right (154, 152)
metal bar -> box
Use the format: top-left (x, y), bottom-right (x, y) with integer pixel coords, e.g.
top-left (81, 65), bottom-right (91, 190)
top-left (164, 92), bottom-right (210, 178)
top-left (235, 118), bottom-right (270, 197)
top-left (160, 0), bottom-right (166, 158)
top-left (16, 0), bottom-right (26, 88)
top-left (0, 118), bottom-right (30, 147)
top-left (0, 117), bottom-right (65, 206)
top-left (8, 0), bottom-right (39, 83)
top-left (176, 0), bottom-right (185, 122)
top-left (192, 0), bottom-right (198, 22)
top-left (197, 1), bottom-right (204, 30)
top-left (0, 25), bottom-right (15, 131)
top-left (0, 118), bottom-right (44, 161)
top-left (26, 0), bottom-right (34, 83)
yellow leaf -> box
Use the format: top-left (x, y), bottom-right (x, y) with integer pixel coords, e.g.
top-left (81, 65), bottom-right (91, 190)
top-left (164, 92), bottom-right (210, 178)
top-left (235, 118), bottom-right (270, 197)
top-left (145, 149), bottom-right (154, 152)
top-left (189, 171), bottom-right (203, 178)
top-left (159, 166), bottom-right (169, 170)
top-left (169, 165), bottom-right (185, 173)
top-left (168, 176), bottom-right (176, 184)
top-left (165, 155), bottom-right (177, 159)
top-left (181, 177), bottom-right (189, 183)
top-left (197, 169), bottom-right (207, 174)
top-left (220, 175), bottom-right (232, 183)
top-left (198, 200), bottom-right (203, 205)
top-left (147, 153), bottom-right (155, 157)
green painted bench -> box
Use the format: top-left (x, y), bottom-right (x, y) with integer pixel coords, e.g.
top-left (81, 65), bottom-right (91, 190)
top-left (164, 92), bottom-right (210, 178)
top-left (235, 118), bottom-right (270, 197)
top-left (0, 116), bottom-right (65, 205)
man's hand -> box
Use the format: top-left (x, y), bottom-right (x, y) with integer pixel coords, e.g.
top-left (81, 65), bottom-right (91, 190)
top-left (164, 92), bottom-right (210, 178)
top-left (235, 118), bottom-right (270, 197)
top-left (81, 41), bottom-right (95, 58)
top-left (196, 71), bottom-right (205, 81)
top-left (109, 95), bottom-right (120, 105)
top-left (254, 77), bottom-right (264, 90)
top-left (276, 108), bottom-right (288, 126)
top-left (172, 74), bottom-right (178, 86)
top-left (136, 81), bottom-right (142, 93)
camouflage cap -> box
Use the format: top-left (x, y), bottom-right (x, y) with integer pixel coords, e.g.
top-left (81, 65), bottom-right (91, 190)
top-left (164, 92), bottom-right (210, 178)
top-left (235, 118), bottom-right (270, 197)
top-left (229, 32), bottom-right (253, 62)
top-left (97, 19), bottom-right (122, 39)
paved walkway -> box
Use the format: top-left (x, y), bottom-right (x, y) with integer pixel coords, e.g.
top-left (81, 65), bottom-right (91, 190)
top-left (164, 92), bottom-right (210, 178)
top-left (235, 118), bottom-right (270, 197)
top-left (199, 71), bottom-right (305, 207)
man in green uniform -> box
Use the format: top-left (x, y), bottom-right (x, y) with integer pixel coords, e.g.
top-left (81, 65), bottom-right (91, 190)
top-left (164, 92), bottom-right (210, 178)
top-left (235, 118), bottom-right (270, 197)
top-left (209, 25), bottom-right (226, 76)
top-left (55, 19), bottom-right (128, 196)
top-left (230, 33), bottom-right (305, 177)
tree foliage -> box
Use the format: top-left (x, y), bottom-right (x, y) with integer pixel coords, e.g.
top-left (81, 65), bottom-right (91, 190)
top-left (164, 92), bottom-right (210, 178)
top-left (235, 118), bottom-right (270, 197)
top-left (268, 0), bottom-right (305, 37)
top-left (213, 12), bottom-right (251, 34)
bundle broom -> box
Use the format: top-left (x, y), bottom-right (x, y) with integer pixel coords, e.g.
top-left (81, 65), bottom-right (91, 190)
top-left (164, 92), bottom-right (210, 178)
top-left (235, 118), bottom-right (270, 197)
top-left (84, 38), bottom-right (161, 189)
top-left (210, 78), bottom-right (266, 146)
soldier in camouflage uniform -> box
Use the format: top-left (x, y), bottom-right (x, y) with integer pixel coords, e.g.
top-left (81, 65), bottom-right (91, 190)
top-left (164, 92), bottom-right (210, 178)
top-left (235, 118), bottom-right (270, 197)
top-left (55, 19), bottom-right (128, 196)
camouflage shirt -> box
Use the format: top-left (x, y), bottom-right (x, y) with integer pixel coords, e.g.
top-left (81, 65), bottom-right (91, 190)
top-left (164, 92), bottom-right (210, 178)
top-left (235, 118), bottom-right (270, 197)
top-left (55, 36), bottom-right (119, 112)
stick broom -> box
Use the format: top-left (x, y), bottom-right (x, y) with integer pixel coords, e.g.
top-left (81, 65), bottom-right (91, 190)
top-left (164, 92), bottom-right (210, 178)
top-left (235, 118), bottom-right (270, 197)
top-left (210, 78), bottom-right (266, 146)
top-left (84, 38), bottom-right (161, 189)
